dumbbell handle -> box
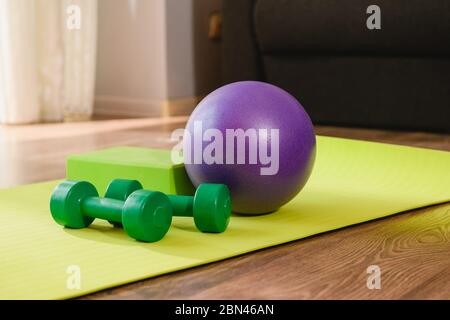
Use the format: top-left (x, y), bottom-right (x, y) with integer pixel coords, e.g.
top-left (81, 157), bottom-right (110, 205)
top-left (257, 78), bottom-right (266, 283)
top-left (81, 197), bottom-right (123, 223)
top-left (168, 195), bottom-right (193, 217)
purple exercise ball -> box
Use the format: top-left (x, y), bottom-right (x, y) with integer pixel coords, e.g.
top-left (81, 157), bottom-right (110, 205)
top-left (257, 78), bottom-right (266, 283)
top-left (183, 81), bottom-right (316, 214)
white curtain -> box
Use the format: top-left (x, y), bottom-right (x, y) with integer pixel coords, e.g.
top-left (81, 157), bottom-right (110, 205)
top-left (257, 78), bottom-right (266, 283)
top-left (0, 0), bottom-right (97, 124)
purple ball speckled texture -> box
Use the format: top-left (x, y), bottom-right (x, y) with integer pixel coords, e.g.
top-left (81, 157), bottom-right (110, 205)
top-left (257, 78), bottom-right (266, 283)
top-left (184, 81), bottom-right (316, 214)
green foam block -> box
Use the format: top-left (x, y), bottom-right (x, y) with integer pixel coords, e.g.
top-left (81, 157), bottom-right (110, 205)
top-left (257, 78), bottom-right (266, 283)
top-left (67, 147), bottom-right (195, 196)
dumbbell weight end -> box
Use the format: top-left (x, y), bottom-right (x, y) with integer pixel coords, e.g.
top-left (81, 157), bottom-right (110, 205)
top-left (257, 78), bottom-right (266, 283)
top-left (167, 184), bottom-right (231, 233)
top-left (104, 179), bottom-right (143, 227)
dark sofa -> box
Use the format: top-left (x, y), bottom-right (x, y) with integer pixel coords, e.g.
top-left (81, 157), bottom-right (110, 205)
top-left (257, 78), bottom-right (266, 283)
top-left (222, 0), bottom-right (450, 132)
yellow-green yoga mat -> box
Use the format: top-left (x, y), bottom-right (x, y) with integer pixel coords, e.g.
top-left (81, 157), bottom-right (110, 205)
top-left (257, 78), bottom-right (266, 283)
top-left (1, 136), bottom-right (449, 299)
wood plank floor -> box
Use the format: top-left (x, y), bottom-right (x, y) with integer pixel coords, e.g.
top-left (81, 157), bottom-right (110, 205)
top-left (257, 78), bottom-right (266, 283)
top-left (0, 117), bottom-right (449, 299)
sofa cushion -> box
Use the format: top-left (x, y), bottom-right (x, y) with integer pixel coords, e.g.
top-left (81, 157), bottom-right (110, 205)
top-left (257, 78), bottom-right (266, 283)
top-left (255, 0), bottom-right (450, 55)
top-left (262, 54), bottom-right (450, 131)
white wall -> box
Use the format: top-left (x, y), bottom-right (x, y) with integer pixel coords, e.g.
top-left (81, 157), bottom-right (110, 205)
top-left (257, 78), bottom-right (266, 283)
top-left (95, 0), bottom-right (222, 117)
top-left (166, 0), bottom-right (195, 99)
top-left (166, 0), bottom-right (222, 99)
top-left (96, 0), bottom-right (167, 100)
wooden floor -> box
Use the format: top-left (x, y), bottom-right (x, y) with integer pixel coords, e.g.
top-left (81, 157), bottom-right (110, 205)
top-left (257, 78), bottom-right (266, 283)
top-left (0, 117), bottom-right (449, 299)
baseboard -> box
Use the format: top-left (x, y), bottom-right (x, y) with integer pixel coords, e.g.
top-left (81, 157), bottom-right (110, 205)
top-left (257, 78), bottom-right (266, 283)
top-left (94, 95), bottom-right (201, 118)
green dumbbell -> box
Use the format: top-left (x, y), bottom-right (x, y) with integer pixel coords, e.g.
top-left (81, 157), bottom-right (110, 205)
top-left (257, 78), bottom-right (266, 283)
top-left (168, 184), bottom-right (231, 233)
top-left (104, 179), bottom-right (143, 227)
top-left (108, 179), bottom-right (231, 233)
top-left (50, 180), bottom-right (173, 242)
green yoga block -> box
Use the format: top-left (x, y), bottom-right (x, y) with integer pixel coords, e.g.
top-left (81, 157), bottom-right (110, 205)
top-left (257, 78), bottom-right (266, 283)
top-left (67, 147), bottom-right (195, 196)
